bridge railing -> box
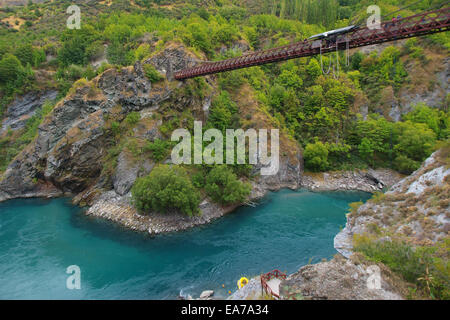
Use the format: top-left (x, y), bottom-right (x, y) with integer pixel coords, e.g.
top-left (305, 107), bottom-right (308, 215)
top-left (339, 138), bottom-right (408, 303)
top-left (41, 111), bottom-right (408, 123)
top-left (260, 269), bottom-right (287, 299)
top-left (175, 7), bottom-right (450, 80)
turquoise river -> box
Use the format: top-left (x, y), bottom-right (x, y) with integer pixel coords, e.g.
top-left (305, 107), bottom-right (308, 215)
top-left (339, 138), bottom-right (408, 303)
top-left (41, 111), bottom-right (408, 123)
top-left (0, 189), bottom-right (370, 299)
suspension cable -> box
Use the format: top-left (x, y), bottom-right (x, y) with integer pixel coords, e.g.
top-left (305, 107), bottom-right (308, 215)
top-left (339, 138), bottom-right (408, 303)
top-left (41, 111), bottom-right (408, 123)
top-left (320, 43), bottom-right (332, 75)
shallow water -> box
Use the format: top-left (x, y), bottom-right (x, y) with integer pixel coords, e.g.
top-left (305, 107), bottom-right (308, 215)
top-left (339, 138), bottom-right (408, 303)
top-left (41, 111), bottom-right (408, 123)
top-left (0, 189), bottom-right (370, 299)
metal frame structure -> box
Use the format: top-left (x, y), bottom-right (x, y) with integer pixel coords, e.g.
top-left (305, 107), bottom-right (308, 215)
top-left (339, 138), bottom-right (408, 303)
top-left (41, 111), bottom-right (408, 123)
top-left (260, 269), bottom-right (287, 299)
top-left (175, 7), bottom-right (450, 80)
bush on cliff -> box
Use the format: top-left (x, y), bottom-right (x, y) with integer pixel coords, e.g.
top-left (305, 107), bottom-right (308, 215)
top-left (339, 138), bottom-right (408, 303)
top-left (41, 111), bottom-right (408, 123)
top-left (354, 235), bottom-right (450, 300)
top-left (0, 54), bottom-right (24, 84)
top-left (304, 141), bottom-right (329, 172)
top-left (143, 64), bottom-right (163, 83)
top-left (131, 165), bottom-right (200, 217)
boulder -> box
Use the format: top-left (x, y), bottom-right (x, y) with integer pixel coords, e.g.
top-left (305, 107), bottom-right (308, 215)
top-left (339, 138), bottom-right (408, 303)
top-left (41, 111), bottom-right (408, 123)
top-left (199, 290), bottom-right (214, 299)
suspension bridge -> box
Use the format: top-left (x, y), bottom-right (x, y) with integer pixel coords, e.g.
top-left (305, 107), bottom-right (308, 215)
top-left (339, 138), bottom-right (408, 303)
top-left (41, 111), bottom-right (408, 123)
top-left (174, 6), bottom-right (450, 80)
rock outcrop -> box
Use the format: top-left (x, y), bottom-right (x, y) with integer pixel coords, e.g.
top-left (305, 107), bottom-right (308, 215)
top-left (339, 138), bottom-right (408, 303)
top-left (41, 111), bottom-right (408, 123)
top-left (335, 148), bottom-right (450, 258)
top-left (301, 168), bottom-right (404, 193)
top-left (279, 254), bottom-right (407, 300)
top-left (0, 45), bottom-right (192, 203)
top-left (0, 43), bottom-right (303, 234)
top-left (1, 90), bottom-right (58, 133)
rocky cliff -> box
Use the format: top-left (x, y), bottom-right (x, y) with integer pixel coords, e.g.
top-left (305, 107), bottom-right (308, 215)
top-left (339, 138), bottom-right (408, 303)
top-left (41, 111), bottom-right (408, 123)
top-left (284, 148), bottom-right (449, 300)
top-left (301, 168), bottom-right (404, 193)
top-left (335, 147), bottom-right (450, 258)
top-left (0, 43), bottom-right (302, 234)
top-left (229, 148), bottom-right (449, 300)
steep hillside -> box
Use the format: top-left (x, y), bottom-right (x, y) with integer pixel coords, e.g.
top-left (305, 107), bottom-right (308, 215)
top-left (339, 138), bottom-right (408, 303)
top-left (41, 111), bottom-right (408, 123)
top-left (230, 148), bottom-right (449, 300)
top-left (0, 43), bottom-right (302, 233)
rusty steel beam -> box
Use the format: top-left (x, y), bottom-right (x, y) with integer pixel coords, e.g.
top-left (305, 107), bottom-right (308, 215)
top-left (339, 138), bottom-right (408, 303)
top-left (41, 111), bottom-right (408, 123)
top-left (175, 7), bottom-right (450, 80)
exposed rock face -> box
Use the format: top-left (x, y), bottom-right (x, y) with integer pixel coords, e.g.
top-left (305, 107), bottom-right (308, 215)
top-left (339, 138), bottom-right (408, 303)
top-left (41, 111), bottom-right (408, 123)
top-left (113, 151), bottom-right (142, 196)
top-left (1, 90), bottom-right (58, 133)
top-left (228, 277), bottom-right (262, 300)
top-left (0, 42), bottom-right (303, 234)
top-left (145, 43), bottom-right (201, 81)
top-left (399, 57), bottom-right (449, 113)
top-left (279, 254), bottom-right (407, 300)
top-left (335, 149), bottom-right (450, 258)
top-left (219, 40), bottom-right (251, 56)
top-left (301, 168), bottom-right (404, 193)
top-left (250, 153), bottom-right (302, 199)
top-left (0, 46), bottom-right (190, 202)
top-left (356, 41), bottom-right (449, 121)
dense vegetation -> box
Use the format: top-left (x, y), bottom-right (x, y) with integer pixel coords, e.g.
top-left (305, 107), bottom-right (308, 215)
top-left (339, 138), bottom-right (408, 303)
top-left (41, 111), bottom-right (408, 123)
top-left (0, 0), bottom-right (448, 207)
top-left (132, 165), bottom-right (201, 216)
top-left (0, 0), bottom-right (448, 300)
top-left (354, 235), bottom-right (449, 299)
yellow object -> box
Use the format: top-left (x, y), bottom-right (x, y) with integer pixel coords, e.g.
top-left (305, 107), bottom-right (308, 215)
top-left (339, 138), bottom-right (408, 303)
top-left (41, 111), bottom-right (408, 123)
top-left (237, 277), bottom-right (249, 289)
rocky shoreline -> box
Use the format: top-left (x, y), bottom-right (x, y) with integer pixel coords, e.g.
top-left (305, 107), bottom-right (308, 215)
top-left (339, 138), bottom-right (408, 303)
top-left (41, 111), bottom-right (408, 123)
top-left (0, 165), bottom-right (404, 236)
top-left (84, 190), bottom-right (241, 235)
top-left (0, 42), bottom-right (404, 236)
top-left (228, 150), bottom-right (449, 300)
top-left (83, 166), bottom-right (403, 235)
top-left (301, 168), bottom-right (404, 193)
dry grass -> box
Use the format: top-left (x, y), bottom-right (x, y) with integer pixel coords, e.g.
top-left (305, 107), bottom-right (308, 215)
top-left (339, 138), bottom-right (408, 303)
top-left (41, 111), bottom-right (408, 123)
top-left (1, 16), bottom-right (25, 30)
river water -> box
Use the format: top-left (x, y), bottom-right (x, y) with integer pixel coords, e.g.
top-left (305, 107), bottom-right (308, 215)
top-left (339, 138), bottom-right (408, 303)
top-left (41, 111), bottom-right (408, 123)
top-left (0, 189), bottom-right (370, 299)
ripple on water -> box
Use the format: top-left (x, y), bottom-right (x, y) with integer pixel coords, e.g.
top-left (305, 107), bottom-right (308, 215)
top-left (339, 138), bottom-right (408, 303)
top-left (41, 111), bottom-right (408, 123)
top-left (0, 190), bottom-right (370, 299)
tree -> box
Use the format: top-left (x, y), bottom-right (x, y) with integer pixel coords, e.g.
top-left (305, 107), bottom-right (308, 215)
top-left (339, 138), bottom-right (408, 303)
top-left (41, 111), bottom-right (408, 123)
top-left (205, 166), bottom-right (251, 205)
top-left (0, 54), bottom-right (23, 84)
top-left (208, 91), bottom-right (238, 131)
top-left (107, 41), bottom-right (131, 66)
top-left (58, 26), bottom-right (99, 66)
top-left (394, 121), bottom-right (436, 163)
top-left (306, 58), bottom-right (321, 83)
top-left (358, 137), bottom-right (374, 166)
top-left (304, 141), bottom-right (329, 171)
top-left (143, 64), bottom-right (163, 83)
top-left (403, 103), bottom-right (440, 136)
top-left (14, 43), bottom-right (34, 66)
top-left (182, 23), bottom-right (212, 54)
top-left (276, 68), bottom-right (303, 90)
top-left (131, 165), bottom-right (201, 217)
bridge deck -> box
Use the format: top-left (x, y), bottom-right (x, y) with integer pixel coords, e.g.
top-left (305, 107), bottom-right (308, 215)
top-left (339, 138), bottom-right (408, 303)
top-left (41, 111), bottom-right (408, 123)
top-left (175, 6), bottom-right (450, 80)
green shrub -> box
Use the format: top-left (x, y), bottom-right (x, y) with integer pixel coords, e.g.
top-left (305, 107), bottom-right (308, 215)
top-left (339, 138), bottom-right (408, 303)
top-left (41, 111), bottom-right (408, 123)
top-left (144, 139), bottom-right (171, 162)
top-left (14, 43), bottom-right (34, 66)
top-left (192, 171), bottom-right (206, 188)
top-left (111, 121), bottom-right (121, 136)
top-left (354, 236), bottom-right (449, 300)
top-left (304, 141), bottom-right (329, 172)
top-left (208, 91), bottom-right (239, 132)
top-left (124, 111), bottom-right (140, 126)
top-left (394, 155), bottom-right (420, 174)
top-left (205, 166), bottom-right (251, 205)
top-left (131, 165), bottom-right (201, 217)
top-left (143, 64), bottom-right (163, 83)
top-left (0, 54), bottom-right (23, 84)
